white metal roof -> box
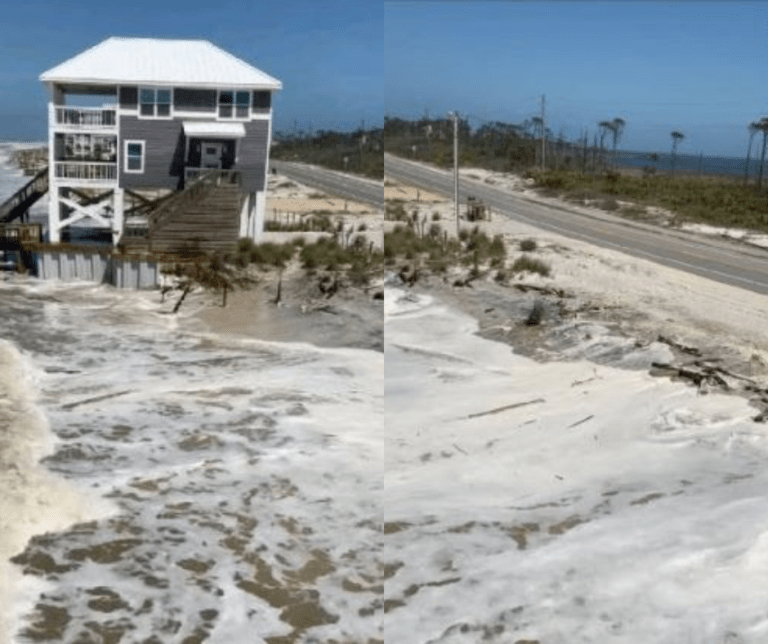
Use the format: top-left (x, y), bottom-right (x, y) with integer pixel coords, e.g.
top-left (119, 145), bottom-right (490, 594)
top-left (183, 121), bottom-right (246, 138)
top-left (40, 37), bottom-right (282, 90)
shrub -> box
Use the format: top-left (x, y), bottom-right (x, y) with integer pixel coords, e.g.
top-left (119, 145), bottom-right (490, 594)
top-left (249, 242), bottom-right (296, 267)
top-left (598, 198), bottom-right (620, 211)
top-left (511, 255), bottom-right (550, 277)
top-left (519, 238), bottom-right (537, 252)
top-left (386, 201), bottom-right (408, 221)
top-left (432, 212), bottom-right (441, 221)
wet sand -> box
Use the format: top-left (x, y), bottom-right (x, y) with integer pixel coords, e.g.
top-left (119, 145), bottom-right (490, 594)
top-left (190, 266), bottom-right (384, 352)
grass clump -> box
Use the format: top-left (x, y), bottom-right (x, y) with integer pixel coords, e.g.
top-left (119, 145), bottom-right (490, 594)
top-left (386, 201), bottom-right (408, 221)
top-left (235, 239), bottom-right (296, 268)
top-left (511, 254), bottom-right (550, 277)
top-left (519, 238), bottom-right (537, 252)
top-left (384, 223), bottom-right (507, 277)
top-left (299, 236), bottom-right (382, 274)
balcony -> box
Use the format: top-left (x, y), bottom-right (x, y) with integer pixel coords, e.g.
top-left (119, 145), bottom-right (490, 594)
top-left (52, 106), bottom-right (117, 130)
top-left (55, 162), bottom-right (117, 185)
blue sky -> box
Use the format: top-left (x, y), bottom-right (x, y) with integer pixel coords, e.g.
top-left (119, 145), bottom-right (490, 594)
top-left (385, 2), bottom-right (768, 159)
top-left (0, 0), bottom-right (382, 141)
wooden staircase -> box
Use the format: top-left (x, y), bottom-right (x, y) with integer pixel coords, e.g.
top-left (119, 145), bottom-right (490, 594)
top-left (0, 167), bottom-right (49, 224)
top-left (121, 170), bottom-right (244, 255)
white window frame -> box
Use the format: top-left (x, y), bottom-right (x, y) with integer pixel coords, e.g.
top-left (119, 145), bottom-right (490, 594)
top-left (124, 139), bottom-right (145, 174)
top-left (138, 86), bottom-right (173, 119)
top-left (217, 89), bottom-right (250, 121)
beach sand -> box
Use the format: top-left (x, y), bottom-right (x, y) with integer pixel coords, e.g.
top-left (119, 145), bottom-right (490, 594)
top-left (186, 264), bottom-right (384, 352)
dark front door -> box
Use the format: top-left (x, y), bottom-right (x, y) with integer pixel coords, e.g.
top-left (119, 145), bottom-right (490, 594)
top-left (201, 142), bottom-right (223, 169)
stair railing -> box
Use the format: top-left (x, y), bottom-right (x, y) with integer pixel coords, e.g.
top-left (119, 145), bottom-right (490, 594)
top-left (0, 166), bottom-right (49, 223)
top-left (148, 170), bottom-right (219, 237)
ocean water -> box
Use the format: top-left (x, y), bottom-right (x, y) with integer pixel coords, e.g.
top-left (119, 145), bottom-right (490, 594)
top-left (0, 279), bottom-right (383, 643)
top-left (614, 149), bottom-right (760, 178)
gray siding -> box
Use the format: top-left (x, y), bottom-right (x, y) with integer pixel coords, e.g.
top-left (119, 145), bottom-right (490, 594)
top-left (175, 88), bottom-right (216, 112)
top-left (119, 116), bottom-right (186, 190)
top-left (120, 86), bottom-right (138, 109)
top-left (118, 115), bottom-right (270, 192)
top-left (239, 120), bottom-right (269, 192)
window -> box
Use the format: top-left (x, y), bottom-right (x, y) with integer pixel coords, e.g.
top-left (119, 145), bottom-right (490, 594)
top-left (124, 140), bottom-right (145, 173)
top-left (139, 87), bottom-right (172, 118)
top-left (219, 90), bottom-right (250, 119)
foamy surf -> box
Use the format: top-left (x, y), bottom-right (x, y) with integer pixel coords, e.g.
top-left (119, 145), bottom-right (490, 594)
top-left (0, 339), bottom-right (116, 644)
top-left (1, 280), bottom-right (383, 643)
top-left (384, 286), bottom-right (768, 643)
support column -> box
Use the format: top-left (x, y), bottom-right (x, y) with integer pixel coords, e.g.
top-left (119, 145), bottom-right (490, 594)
top-left (48, 185), bottom-right (61, 243)
top-left (47, 98), bottom-right (59, 243)
top-left (239, 191), bottom-right (250, 239)
top-left (112, 188), bottom-right (124, 245)
top-left (254, 191), bottom-right (265, 241)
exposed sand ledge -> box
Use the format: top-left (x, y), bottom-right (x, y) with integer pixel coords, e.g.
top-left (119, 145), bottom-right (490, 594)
top-left (177, 265), bottom-right (384, 352)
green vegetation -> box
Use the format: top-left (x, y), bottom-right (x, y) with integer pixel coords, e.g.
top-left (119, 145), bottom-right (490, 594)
top-left (234, 238), bottom-right (297, 268)
top-left (384, 223), bottom-right (506, 273)
top-left (528, 169), bottom-right (768, 231)
top-left (271, 127), bottom-right (383, 179)
top-left (385, 201), bottom-right (409, 222)
top-left (511, 255), bottom-right (551, 277)
top-left (298, 236), bottom-right (383, 285)
top-left (385, 116), bottom-right (536, 172)
top-left (519, 238), bottom-right (538, 252)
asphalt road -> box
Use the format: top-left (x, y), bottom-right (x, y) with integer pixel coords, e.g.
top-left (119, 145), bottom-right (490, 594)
top-left (270, 160), bottom-right (383, 209)
top-left (385, 153), bottom-right (768, 296)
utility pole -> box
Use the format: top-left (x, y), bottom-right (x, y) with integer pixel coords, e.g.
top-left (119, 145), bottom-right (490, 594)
top-left (449, 111), bottom-right (460, 237)
top-left (540, 94), bottom-right (546, 171)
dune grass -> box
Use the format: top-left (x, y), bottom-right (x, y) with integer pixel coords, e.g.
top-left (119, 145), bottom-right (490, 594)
top-left (384, 224), bottom-right (506, 275)
top-left (528, 169), bottom-right (768, 231)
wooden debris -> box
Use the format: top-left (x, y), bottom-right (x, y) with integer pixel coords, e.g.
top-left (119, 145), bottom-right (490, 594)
top-left (466, 398), bottom-right (545, 420)
top-left (657, 335), bottom-right (702, 356)
top-left (63, 390), bottom-right (132, 410)
top-left (514, 283), bottom-right (568, 298)
top-left (568, 414), bottom-right (594, 429)
top-left (452, 443), bottom-right (468, 455)
top-left (172, 284), bottom-right (192, 314)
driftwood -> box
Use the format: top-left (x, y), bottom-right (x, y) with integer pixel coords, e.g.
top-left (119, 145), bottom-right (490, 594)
top-left (657, 335), bottom-right (702, 357)
top-left (651, 361), bottom-right (729, 389)
top-left (452, 442), bottom-right (468, 455)
top-left (514, 283), bottom-right (568, 298)
top-left (172, 284), bottom-right (192, 314)
top-left (568, 414), bottom-right (594, 429)
top-left (62, 390), bottom-right (132, 410)
top-left (466, 398), bottom-right (545, 420)
top-left (274, 271), bottom-right (282, 305)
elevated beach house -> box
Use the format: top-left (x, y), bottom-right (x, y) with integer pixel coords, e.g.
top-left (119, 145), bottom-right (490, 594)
top-left (39, 37), bottom-right (281, 250)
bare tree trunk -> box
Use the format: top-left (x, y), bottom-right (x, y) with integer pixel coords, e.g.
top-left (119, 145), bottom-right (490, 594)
top-left (173, 284), bottom-right (192, 314)
top-left (745, 133), bottom-right (756, 185)
top-left (759, 132), bottom-right (767, 190)
top-left (274, 270), bottom-right (283, 305)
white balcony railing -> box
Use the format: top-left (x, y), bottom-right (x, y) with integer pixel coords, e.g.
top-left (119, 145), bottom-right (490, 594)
top-left (54, 106), bottom-right (117, 129)
top-left (55, 162), bottom-right (117, 184)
